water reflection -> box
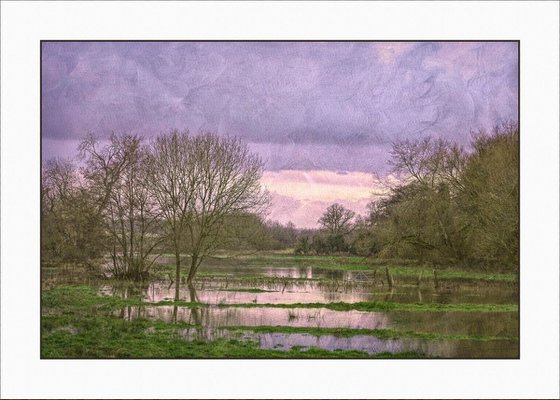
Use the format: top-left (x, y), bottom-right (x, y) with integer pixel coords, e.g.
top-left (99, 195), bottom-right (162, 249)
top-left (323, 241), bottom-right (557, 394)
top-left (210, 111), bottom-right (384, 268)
top-left (389, 311), bottom-right (519, 337)
top-left (255, 333), bottom-right (519, 358)
top-left (167, 327), bottom-right (519, 358)
top-left (95, 260), bottom-right (518, 358)
top-left (106, 279), bottom-right (517, 306)
top-left (117, 305), bottom-right (391, 329)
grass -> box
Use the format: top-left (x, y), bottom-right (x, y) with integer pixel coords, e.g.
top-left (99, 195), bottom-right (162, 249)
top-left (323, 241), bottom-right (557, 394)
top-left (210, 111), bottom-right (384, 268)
top-left (220, 325), bottom-right (516, 341)
top-left (41, 256), bottom-right (519, 359)
top-left (41, 311), bottom-right (426, 359)
top-left (42, 285), bottom-right (204, 311)
top-left (245, 254), bottom-right (517, 282)
top-left (43, 332), bottom-right (426, 359)
top-left (42, 285), bottom-right (433, 358)
top-left (216, 301), bottom-right (518, 313)
top-left (43, 285), bottom-right (518, 313)
top-left (218, 288), bottom-right (278, 293)
top-left (46, 286), bottom-right (518, 312)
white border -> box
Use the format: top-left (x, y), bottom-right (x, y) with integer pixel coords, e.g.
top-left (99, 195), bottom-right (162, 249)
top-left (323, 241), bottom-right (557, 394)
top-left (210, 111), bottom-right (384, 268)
top-left (1, 1), bottom-right (559, 399)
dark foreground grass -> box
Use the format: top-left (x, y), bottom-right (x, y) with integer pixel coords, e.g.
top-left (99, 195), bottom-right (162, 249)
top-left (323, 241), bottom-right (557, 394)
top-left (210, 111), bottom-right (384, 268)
top-left (221, 325), bottom-right (516, 341)
top-left (42, 327), bottom-right (426, 359)
top-left (42, 285), bottom-right (428, 358)
top-left (41, 313), bottom-right (426, 359)
top-left (42, 332), bottom-right (424, 359)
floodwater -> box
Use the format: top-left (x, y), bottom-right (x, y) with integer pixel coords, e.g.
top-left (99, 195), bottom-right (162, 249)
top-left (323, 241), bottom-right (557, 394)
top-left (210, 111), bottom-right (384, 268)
top-left (102, 262), bottom-right (518, 358)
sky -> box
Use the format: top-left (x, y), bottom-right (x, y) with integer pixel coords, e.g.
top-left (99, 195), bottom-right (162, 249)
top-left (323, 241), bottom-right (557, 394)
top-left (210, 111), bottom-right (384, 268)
top-left (42, 41), bottom-right (518, 228)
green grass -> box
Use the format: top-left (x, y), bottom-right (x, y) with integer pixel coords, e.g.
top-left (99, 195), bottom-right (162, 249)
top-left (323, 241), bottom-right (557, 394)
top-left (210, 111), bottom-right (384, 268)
top-left (41, 283), bottom-right (517, 358)
top-left (43, 285), bottom-right (518, 313)
top-left (42, 285), bottom-right (203, 311)
top-left (42, 332), bottom-right (426, 359)
top-left (43, 285), bottom-right (429, 358)
top-left (244, 254), bottom-right (517, 281)
top-left (41, 312), bottom-right (426, 359)
top-left (218, 288), bottom-right (278, 293)
top-left (221, 325), bottom-right (516, 341)
top-left (216, 301), bottom-right (517, 313)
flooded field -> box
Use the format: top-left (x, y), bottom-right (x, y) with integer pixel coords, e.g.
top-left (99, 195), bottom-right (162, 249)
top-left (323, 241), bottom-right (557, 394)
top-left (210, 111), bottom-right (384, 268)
top-left (41, 255), bottom-right (519, 358)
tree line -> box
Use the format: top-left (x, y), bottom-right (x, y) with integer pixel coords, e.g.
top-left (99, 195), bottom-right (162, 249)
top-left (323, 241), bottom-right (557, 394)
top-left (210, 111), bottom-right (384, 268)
top-left (294, 122), bottom-right (519, 271)
top-left (42, 130), bottom-right (269, 298)
top-left (42, 122), bottom-right (519, 289)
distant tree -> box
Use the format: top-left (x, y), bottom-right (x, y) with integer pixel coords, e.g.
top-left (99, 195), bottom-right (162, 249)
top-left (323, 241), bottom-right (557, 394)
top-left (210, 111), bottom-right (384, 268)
top-left (41, 159), bottom-right (106, 266)
top-left (218, 213), bottom-right (278, 251)
top-left (318, 203), bottom-right (356, 236)
top-left (294, 236), bottom-right (311, 255)
top-left (266, 221), bottom-right (298, 249)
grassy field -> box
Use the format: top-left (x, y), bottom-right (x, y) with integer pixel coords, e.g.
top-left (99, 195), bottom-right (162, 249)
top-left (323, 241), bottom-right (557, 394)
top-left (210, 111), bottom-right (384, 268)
top-left (41, 253), bottom-right (519, 359)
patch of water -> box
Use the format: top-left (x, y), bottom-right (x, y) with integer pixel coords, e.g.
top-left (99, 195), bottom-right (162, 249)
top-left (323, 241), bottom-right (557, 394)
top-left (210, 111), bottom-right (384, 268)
top-left (389, 311), bottom-right (519, 337)
top-left (255, 332), bottom-right (519, 358)
top-left (168, 327), bottom-right (518, 358)
top-left (100, 278), bottom-right (517, 306)
top-left (116, 305), bottom-right (391, 329)
top-left (115, 304), bottom-right (517, 339)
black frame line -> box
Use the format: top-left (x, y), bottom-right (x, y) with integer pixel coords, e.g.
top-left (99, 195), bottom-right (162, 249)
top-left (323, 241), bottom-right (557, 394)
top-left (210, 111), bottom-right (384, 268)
top-left (39, 39), bottom-right (521, 361)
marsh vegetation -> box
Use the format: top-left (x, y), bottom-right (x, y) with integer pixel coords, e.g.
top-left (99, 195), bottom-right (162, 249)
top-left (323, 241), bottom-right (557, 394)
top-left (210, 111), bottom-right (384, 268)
top-left (42, 252), bottom-right (518, 358)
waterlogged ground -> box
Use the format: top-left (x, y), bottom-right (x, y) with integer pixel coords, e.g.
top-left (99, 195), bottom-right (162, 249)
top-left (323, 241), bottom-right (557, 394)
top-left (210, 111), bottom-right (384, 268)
top-left (41, 254), bottom-right (519, 358)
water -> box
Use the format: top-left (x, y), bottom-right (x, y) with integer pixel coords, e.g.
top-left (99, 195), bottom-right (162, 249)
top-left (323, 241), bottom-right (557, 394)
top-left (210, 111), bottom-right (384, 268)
top-left (100, 275), bottom-right (517, 306)
top-left (116, 305), bottom-right (391, 329)
top-left (94, 261), bottom-right (518, 357)
top-left (167, 327), bottom-right (518, 358)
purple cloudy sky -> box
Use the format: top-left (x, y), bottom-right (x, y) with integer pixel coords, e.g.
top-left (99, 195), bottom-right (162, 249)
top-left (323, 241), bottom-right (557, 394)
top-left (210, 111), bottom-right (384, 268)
top-left (41, 41), bottom-right (518, 227)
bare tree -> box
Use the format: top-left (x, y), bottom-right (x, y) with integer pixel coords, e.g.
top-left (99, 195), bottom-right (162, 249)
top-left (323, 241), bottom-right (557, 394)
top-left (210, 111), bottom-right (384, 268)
top-left (184, 133), bottom-right (269, 283)
top-left (79, 134), bottom-right (162, 280)
top-left (389, 137), bottom-right (465, 192)
top-left (387, 137), bottom-right (466, 260)
top-left (145, 130), bottom-right (198, 299)
top-left (318, 203), bottom-right (356, 236)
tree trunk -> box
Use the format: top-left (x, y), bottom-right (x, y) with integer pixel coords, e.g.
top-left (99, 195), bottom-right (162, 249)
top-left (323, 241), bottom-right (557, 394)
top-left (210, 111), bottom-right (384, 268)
top-left (385, 267), bottom-right (394, 288)
top-left (174, 244), bottom-right (181, 301)
top-left (186, 254), bottom-right (198, 284)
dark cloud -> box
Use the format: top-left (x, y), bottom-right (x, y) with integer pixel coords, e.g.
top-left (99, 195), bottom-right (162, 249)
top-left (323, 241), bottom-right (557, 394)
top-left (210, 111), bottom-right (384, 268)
top-left (41, 41), bottom-right (518, 172)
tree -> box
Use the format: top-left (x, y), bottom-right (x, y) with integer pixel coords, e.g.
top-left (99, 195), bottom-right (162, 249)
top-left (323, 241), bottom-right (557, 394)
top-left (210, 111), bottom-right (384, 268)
top-left (41, 159), bottom-right (106, 266)
top-left (183, 133), bottom-right (269, 282)
top-left (215, 213), bottom-right (278, 251)
top-left (360, 123), bottom-right (518, 270)
top-left (294, 236), bottom-right (311, 255)
top-left (266, 221), bottom-right (298, 249)
top-left (388, 137), bottom-right (465, 192)
top-left (386, 137), bottom-right (467, 262)
top-left (318, 203), bottom-right (356, 236)
top-left (314, 204), bottom-right (356, 255)
top-left (457, 123), bottom-right (519, 268)
top-left (146, 130), bottom-right (196, 299)
top-left (79, 133), bottom-right (162, 280)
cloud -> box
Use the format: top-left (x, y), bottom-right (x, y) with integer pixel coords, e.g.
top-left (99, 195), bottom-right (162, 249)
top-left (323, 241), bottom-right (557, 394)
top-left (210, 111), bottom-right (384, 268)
top-left (375, 42), bottom-right (415, 64)
top-left (42, 41), bottom-right (518, 172)
top-left (262, 169), bottom-right (390, 228)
